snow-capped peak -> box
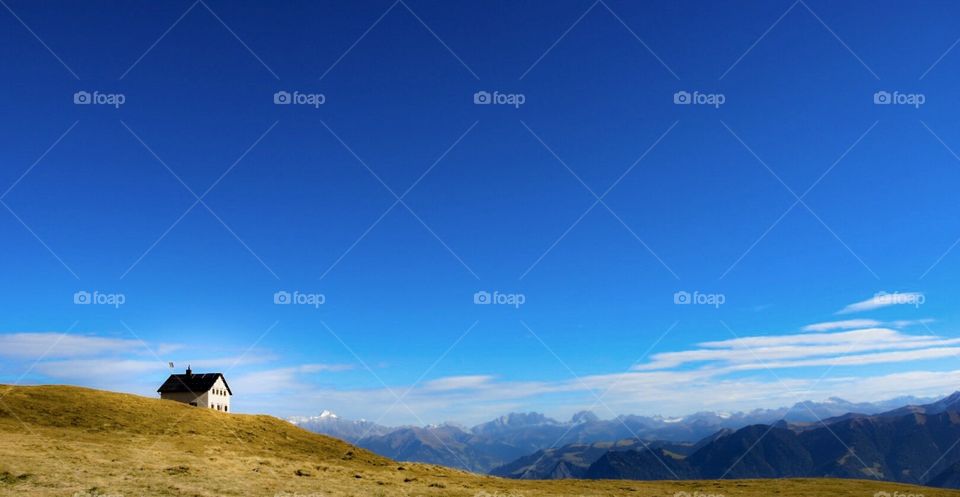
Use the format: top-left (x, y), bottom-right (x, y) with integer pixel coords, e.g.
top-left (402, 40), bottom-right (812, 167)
top-left (319, 409), bottom-right (338, 419)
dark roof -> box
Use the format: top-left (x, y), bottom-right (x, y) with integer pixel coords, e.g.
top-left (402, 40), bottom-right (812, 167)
top-left (157, 373), bottom-right (232, 395)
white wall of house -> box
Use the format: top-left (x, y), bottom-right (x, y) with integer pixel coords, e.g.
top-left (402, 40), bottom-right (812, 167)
top-left (208, 376), bottom-right (231, 412)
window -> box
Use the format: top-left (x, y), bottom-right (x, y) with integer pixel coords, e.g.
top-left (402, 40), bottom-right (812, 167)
top-left (224, 406), bottom-right (228, 412)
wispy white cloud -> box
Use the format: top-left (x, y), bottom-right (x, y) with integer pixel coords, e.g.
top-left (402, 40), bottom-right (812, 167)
top-left (421, 375), bottom-right (495, 391)
top-left (887, 318), bottom-right (935, 328)
top-left (231, 363), bottom-right (354, 396)
top-left (724, 346), bottom-right (960, 371)
top-left (802, 319), bottom-right (881, 332)
top-left (632, 327), bottom-right (959, 372)
top-left (0, 333), bottom-right (154, 359)
top-left (837, 292), bottom-right (925, 314)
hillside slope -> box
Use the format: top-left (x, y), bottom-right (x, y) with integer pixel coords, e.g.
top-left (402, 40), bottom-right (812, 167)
top-left (0, 384), bottom-right (957, 497)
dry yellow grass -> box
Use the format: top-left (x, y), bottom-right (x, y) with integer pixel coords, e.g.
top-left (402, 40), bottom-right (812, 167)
top-left (0, 384), bottom-right (956, 497)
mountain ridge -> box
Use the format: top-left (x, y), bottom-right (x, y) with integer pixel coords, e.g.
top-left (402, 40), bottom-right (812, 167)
top-left (292, 394), bottom-right (936, 473)
top-left (577, 392), bottom-right (960, 488)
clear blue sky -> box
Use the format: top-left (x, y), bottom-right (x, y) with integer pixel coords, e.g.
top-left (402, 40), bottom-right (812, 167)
top-left (2, 0), bottom-right (960, 424)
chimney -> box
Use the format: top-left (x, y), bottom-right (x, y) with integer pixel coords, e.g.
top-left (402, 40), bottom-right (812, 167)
top-left (186, 365), bottom-right (192, 377)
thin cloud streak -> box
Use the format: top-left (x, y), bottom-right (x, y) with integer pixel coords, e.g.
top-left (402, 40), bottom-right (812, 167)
top-left (802, 319), bottom-right (881, 332)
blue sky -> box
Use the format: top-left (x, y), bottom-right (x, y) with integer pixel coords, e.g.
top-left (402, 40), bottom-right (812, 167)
top-left (2, 0), bottom-right (960, 425)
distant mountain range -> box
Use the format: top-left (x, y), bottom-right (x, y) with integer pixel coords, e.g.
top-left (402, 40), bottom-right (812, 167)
top-left (490, 438), bottom-right (702, 479)
top-left (514, 392), bottom-right (960, 489)
top-left (287, 410), bottom-right (392, 442)
top-left (490, 428), bottom-right (731, 479)
top-left (288, 395), bottom-right (932, 474)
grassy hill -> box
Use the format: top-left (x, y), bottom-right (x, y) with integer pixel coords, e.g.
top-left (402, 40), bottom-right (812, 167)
top-left (0, 385), bottom-right (957, 497)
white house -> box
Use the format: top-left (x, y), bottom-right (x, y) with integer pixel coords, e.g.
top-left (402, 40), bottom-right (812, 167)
top-left (157, 366), bottom-right (232, 412)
